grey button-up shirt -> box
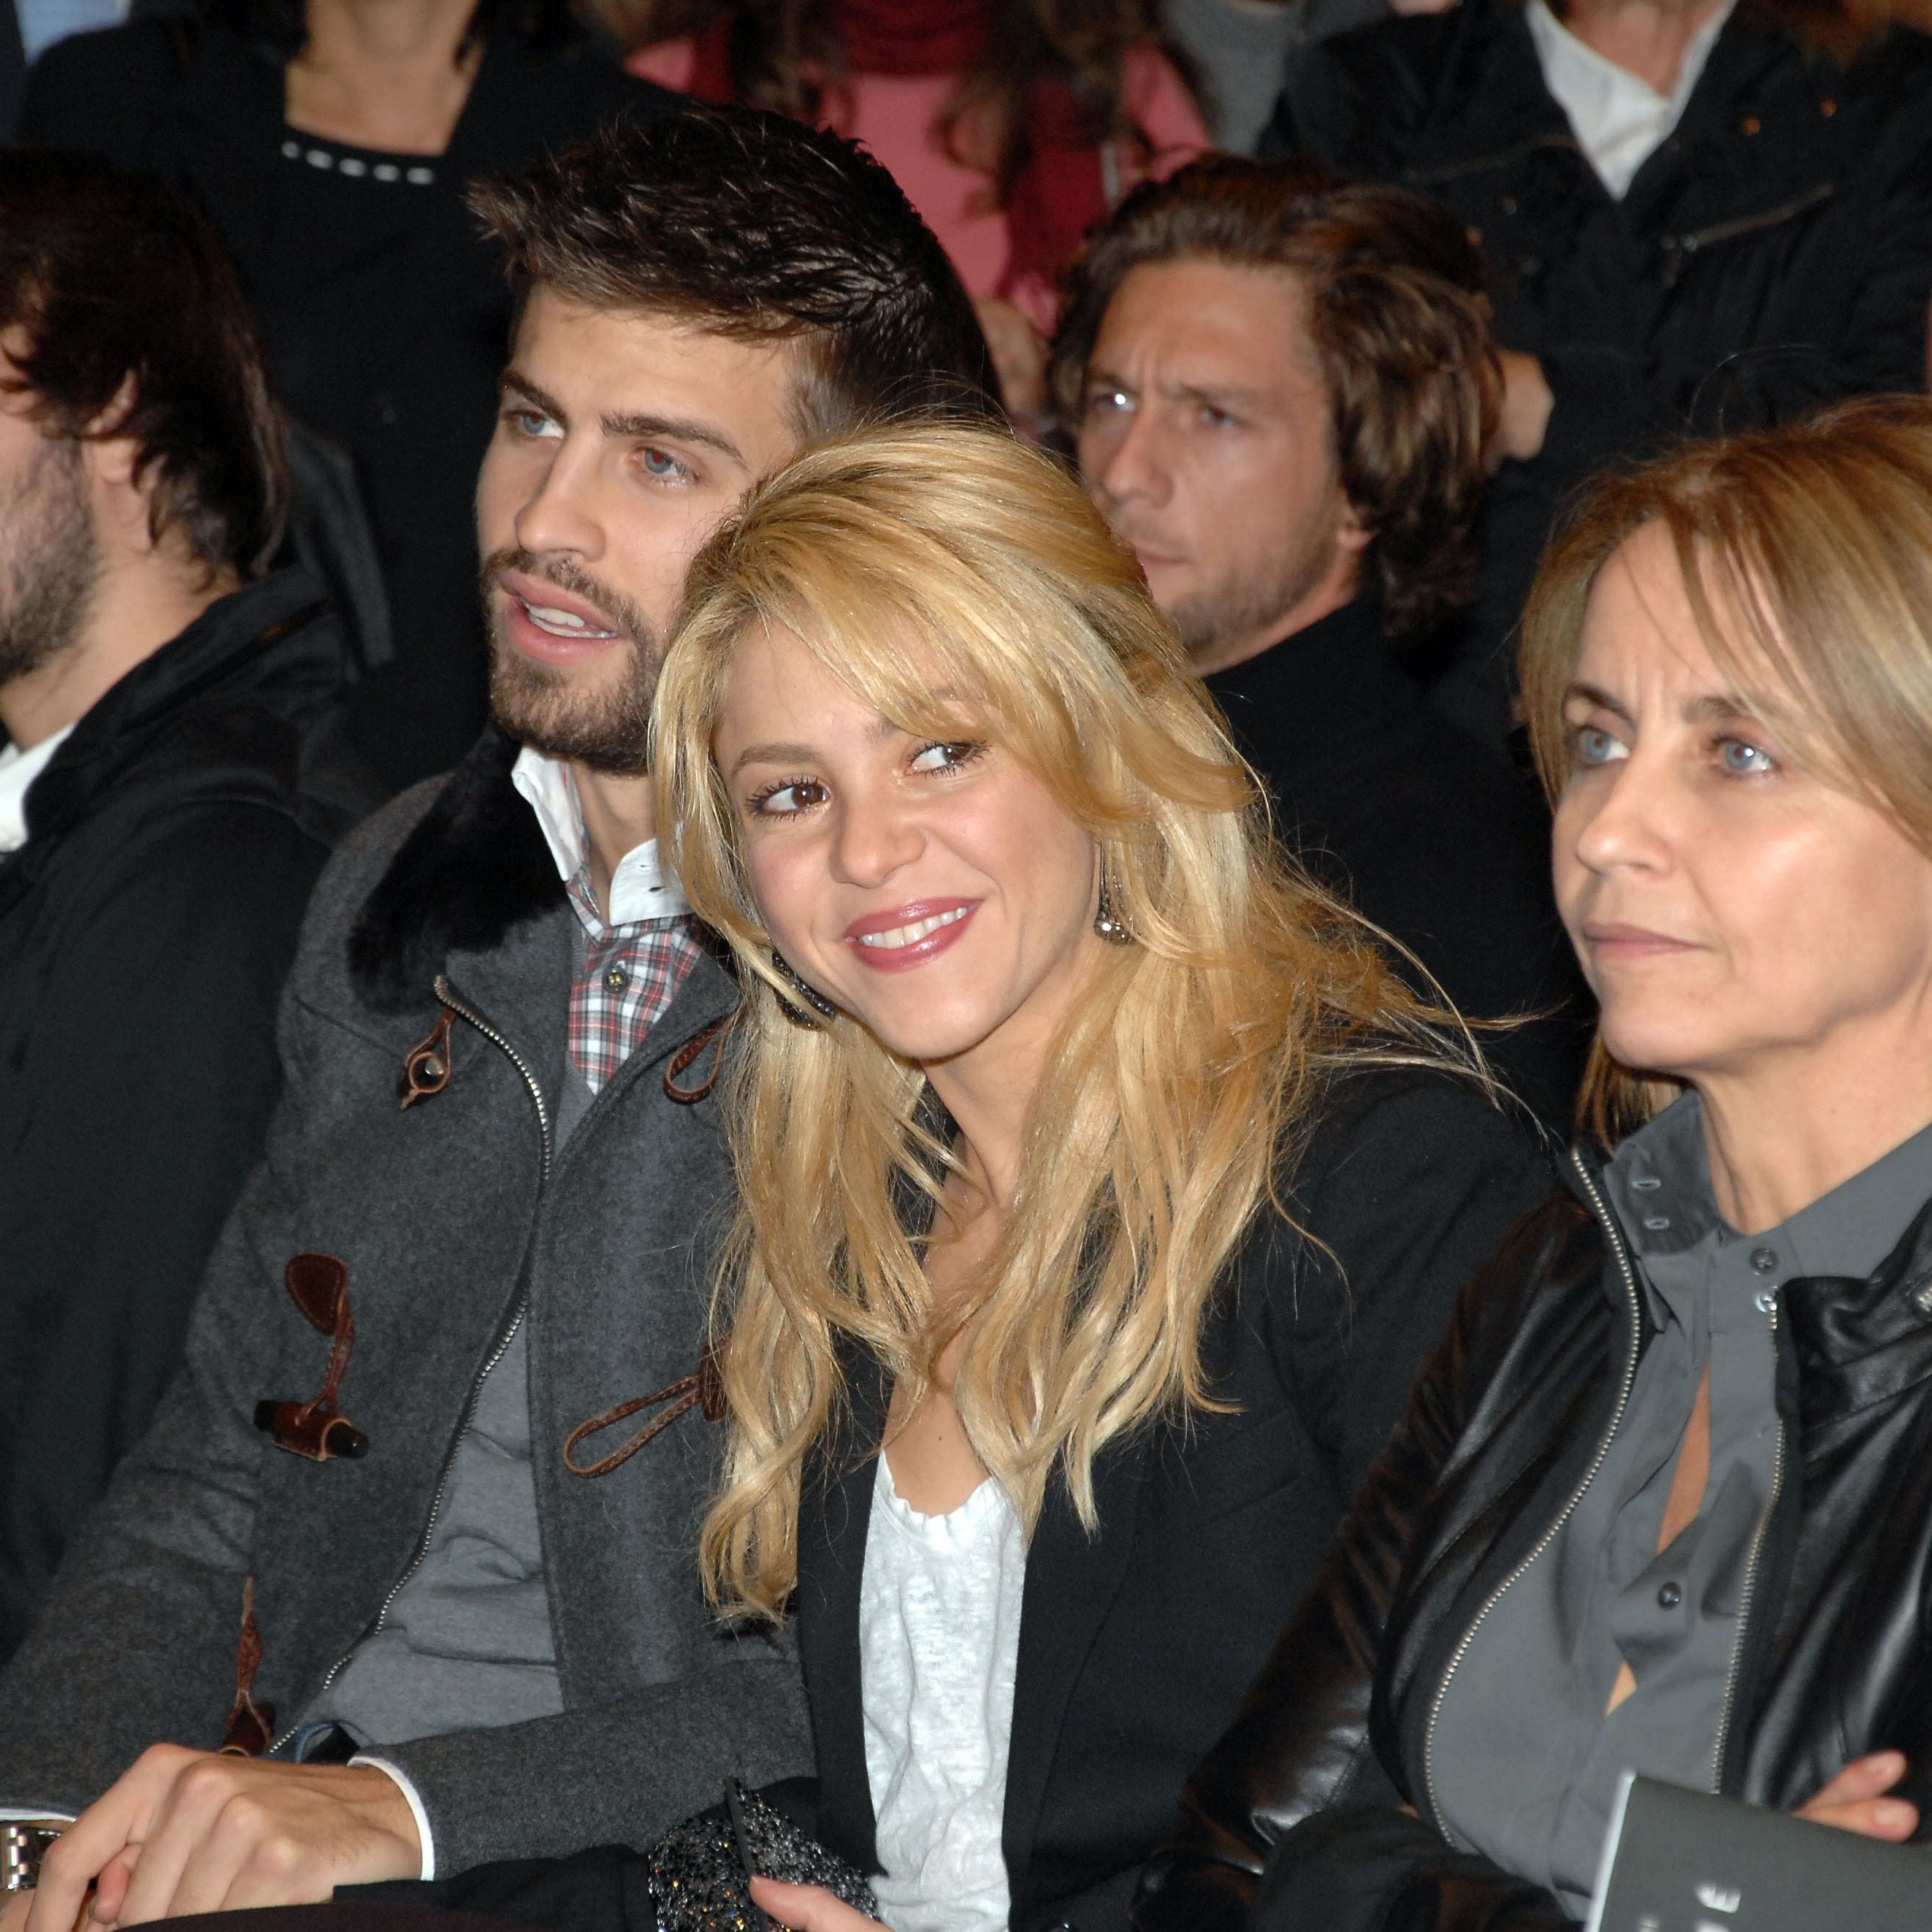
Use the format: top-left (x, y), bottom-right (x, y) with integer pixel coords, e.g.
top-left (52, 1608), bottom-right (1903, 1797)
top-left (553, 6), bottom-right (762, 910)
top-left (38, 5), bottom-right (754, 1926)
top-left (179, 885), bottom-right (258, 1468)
top-left (1432, 1093), bottom-right (1932, 1912)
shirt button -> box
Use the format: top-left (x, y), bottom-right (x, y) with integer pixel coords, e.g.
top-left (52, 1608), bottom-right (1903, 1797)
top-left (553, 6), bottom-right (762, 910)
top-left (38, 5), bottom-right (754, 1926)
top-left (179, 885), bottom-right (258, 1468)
top-left (605, 968), bottom-right (628, 991)
top-left (1657, 1580), bottom-right (1683, 1610)
top-left (1751, 1247), bottom-right (1779, 1274)
top-left (1755, 1289), bottom-right (1778, 1315)
top-left (1632, 1175), bottom-right (1662, 1191)
top-left (1643, 1215), bottom-right (1671, 1231)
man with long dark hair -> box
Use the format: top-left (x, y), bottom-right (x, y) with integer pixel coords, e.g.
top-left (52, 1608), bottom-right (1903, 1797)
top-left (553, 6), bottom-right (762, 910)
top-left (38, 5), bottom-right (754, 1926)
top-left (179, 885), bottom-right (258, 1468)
top-left (0, 148), bottom-right (377, 1669)
top-left (18, 0), bottom-right (675, 787)
top-left (0, 107), bottom-right (994, 1932)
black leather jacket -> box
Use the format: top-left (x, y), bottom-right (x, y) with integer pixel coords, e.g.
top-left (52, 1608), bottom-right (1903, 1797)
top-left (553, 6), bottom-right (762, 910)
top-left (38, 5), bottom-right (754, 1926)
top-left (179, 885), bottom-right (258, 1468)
top-left (1134, 1145), bottom-right (1932, 1932)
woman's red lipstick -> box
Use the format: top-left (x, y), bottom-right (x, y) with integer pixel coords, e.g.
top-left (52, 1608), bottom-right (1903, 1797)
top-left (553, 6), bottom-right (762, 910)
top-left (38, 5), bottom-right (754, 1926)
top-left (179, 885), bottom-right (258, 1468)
top-left (843, 898), bottom-right (981, 973)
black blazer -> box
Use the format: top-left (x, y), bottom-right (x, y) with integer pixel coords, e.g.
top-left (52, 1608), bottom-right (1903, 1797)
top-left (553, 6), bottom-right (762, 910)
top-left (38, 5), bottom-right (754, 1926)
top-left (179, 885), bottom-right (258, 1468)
top-left (375, 1069), bottom-right (1551, 1932)
top-left (791, 1068), bottom-right (1551, 1932)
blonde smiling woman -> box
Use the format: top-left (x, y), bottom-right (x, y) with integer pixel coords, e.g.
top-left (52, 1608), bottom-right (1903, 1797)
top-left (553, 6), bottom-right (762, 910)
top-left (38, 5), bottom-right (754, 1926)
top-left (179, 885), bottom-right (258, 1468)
top-left (630, 420), bottom-right (1547, 1932)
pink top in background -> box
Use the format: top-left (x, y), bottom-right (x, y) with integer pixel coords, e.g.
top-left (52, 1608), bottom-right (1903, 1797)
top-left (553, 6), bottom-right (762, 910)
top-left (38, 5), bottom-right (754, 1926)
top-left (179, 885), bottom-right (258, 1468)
top-left (628, 38), bottom-right (1209, 328)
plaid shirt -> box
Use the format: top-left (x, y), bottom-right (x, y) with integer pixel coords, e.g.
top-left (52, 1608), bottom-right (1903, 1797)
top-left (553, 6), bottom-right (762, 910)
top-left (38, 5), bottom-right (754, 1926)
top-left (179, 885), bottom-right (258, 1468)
top-left (563, 865), bottom-right (702, 1093)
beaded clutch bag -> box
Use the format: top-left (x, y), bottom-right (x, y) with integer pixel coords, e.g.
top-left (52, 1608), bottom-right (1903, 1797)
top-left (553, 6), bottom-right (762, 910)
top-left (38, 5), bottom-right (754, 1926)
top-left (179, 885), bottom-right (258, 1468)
top-left (646, 1781), bottom-right (882, 1932)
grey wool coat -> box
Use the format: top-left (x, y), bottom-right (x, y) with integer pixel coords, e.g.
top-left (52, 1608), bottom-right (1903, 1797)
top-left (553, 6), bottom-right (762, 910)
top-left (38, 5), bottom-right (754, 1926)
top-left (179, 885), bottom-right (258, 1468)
top-left (0, 726), bottom-right (812, 1871)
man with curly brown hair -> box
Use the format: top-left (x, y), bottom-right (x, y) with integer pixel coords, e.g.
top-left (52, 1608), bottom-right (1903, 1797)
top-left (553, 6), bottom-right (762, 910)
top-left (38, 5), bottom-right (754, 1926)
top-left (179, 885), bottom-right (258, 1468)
top-left (1054, 157), bottom-right (1583, 1124)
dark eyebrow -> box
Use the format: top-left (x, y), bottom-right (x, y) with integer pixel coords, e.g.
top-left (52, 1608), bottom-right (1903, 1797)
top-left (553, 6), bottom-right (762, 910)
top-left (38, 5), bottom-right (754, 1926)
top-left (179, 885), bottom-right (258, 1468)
top-left (499, 369), bottom-right (564, 427)
top-left (1166, 378), bottom-right (1268, 412)
top-left (601, 409), bottom-right (747, 465)
top-left (496, 370), bottom-right (747, 467)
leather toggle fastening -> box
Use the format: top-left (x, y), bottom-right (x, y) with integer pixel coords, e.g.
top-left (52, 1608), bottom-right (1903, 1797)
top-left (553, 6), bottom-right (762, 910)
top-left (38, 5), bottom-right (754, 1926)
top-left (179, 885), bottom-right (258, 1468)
top-left (253, 1252), bottom-right (368, 1461)
top-left (219, 1576), bottom-right (276, 1756)
top-left (562, 1343), bottom-right (728, 1478)
top-left (399, 1008), bottom-right (456, 1109)
top-left (663, 1011), bottom-right (731, 1104)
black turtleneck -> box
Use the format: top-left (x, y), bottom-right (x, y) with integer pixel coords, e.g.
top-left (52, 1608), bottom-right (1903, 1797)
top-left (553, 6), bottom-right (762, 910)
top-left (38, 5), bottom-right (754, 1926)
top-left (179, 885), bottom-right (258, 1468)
top-left (1205, 595), bottom-right (1585, 1129)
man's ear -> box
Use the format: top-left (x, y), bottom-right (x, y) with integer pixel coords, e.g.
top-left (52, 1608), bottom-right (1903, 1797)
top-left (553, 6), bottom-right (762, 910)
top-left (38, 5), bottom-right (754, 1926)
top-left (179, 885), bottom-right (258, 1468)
top-left (1335, 499), bottom-right (1374, 560)
top-left (80, 373), bottom-right (151, 532)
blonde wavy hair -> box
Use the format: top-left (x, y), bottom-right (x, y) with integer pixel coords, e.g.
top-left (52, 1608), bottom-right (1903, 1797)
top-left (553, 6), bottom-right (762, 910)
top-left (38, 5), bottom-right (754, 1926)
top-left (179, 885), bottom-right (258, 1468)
top-left (1521, 394), bottom-right (1932, 1147)
top-left (652, 421), bottom-right (1477, 1621)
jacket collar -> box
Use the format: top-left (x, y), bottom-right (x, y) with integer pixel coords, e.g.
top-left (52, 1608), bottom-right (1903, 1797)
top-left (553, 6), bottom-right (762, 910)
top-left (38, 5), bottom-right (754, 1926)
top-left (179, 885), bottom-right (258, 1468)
top-left (9, 568), bottom-right (335, 828)
top-left (1391, 0), bottom-right (1582, 189)
top-left (1202, 595), bottom-right (1432, 778)
top-left (1568, 1131), bottom-right (1932, 1416)
top-left (1779, 1202), bottom-right (1932, 1421)
top-left (348, 724), bottom-right (562, 1012)
top-left (1394, 0), bottom-right (1838, 218)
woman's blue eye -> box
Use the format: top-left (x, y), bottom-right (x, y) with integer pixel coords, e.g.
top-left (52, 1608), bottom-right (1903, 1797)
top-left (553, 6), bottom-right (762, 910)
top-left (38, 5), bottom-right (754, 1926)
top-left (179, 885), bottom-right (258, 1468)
top-left (1574, 726), bottom-right (1624, 765)
top-left (1719, 738), bottom-right (1774, 775)
top-left (641, 447), bottom-right (685, 479)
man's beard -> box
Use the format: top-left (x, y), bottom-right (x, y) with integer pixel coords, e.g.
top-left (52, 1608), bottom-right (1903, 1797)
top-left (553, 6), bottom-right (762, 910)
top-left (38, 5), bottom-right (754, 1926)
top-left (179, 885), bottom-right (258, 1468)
top-left (0, 436), bottom-right (102, 687)
top-left (481, 548), bottom-right (665, 776)
top-left (1163, 517), bottom-right (1343, 664)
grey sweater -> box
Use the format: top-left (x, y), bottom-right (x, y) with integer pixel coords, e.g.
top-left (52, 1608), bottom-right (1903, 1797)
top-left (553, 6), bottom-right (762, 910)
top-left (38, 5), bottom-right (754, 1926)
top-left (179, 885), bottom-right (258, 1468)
top-left (0, 729), bottom-right (811, 1871)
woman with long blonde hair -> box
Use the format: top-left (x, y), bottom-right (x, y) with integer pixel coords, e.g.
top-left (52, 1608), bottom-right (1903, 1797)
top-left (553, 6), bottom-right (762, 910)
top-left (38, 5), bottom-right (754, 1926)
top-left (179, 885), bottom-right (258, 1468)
top-left (649, 420), bottom-right (1546, 1932)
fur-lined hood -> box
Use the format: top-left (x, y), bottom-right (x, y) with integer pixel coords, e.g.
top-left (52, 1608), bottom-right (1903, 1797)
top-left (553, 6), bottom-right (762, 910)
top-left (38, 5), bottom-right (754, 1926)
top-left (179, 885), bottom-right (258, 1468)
top-left (346, 726), bottom-right (562, 1013)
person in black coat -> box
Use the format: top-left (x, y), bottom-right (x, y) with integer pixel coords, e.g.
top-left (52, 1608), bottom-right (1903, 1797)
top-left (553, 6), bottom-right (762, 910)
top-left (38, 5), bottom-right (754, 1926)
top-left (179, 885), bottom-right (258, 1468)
top-left (0, 150), bottom-right (379, 1663)
top-left (1052, 158), bottom-right (1587, 1131)
top-left (1134, 397), bottom-right (1932, 1932)
top-left (1263, 0), bottom-right (1932, 747)
top-left (18, 0), bottom-right (679, 788)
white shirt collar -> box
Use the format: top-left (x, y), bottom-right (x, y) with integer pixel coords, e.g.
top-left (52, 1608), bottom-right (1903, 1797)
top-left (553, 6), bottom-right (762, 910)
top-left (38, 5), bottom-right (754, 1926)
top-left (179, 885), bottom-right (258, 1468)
top-left (1527, 0), bottom-right (1735, 199)
top-left (509, 744), bottom-right (690, 927)
top-left (0, 725), bottom-right (76, 854)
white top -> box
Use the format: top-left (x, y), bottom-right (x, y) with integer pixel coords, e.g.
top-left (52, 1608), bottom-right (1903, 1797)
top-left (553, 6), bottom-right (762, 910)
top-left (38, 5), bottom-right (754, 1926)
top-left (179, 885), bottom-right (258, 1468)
top-left (509, 744), bottom-right (690, 924)
top-left (860, 1454), bottom-right (1026, 1932)
top-left (0, 725), bottom-right (75, 853)
top-left (1526, 0), bottom-right (1736, 199)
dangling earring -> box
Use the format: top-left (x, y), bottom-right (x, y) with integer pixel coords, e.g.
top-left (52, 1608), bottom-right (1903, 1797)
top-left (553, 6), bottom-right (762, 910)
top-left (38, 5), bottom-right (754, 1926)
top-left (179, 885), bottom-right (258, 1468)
top-left (1093, 868), bottom-right (1134, 946)
top-left (770, 950), bottom-right (839, 1025)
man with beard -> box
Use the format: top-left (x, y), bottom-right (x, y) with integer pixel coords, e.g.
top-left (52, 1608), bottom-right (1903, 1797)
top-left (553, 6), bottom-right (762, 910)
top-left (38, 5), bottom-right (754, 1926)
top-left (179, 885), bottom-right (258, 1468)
top-left (0, 150), bottom-right (376, 1665)
top-left (0, 108), bottom-right (996, 1928)
top-left (1053, 157), bottom-right (1584, 1126)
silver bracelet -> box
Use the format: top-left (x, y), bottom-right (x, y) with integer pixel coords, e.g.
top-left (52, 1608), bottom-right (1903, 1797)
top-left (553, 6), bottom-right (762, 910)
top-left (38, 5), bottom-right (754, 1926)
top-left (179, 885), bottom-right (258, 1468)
top-left (1, 1823), bottom-right (64, 1893)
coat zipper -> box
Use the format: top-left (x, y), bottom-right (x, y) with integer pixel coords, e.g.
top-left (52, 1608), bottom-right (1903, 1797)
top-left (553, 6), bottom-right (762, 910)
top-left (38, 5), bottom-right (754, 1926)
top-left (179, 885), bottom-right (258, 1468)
top-left (1421, 1147), bottom-right (1643, 1833)
top-left (267, 977), bottom-right (552, 1751)
top-left (1660, 182), bottom-right (1835, 286)
top-left (1711, 1297), bottom-right (1785, 1790)
top-left (431, 976), bottom-right (554, 1185)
